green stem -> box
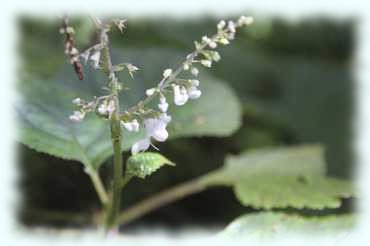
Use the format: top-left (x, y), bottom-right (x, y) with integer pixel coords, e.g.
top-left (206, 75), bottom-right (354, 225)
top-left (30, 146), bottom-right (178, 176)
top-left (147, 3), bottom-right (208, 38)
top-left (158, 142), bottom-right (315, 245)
top-left (98, 26), bottom-right (124, 230)
top-left (89, 171), bottom-right (109, 206)
top-left (117, 176), bottom-right (207, 226)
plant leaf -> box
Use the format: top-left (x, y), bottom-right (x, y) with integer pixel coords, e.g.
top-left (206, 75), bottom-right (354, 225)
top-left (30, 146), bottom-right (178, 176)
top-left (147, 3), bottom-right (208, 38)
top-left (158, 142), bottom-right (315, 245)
top-left (126, 152), bottom-right (175, 179)
top-left (17, 47), bottom-right (241, 170)
top-left (202, 145), bottom-right (354, 209)
top-left (219, 212), bottom-right (355, 238)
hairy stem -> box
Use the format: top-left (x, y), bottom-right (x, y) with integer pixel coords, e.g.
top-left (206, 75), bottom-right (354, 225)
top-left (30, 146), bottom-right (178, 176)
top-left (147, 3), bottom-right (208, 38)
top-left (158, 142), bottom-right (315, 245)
top-left (117, 176), bottom-right (207, 226)
top-left (97, 25), bottom-right (124, 230)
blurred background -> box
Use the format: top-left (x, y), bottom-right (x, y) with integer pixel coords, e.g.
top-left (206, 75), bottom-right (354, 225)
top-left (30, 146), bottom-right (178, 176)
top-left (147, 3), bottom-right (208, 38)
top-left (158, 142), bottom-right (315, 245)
top-left (17, 14), bottom-right (354, 230)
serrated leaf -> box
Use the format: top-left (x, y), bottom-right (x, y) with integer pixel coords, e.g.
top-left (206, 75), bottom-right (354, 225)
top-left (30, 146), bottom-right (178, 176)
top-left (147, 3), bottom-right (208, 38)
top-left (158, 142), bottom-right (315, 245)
top-left (17, 48), bottom-right (241, 170)
top-left (219, 212), bottom-right (355, 238)
top-left (126, 152), bottom-right (175, 179)
top-left (202, 145), bottom-right (354, 209)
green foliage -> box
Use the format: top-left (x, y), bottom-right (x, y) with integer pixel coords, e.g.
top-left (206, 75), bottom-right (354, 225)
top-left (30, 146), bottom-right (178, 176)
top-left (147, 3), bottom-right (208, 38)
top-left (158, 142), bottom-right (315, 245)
top-left (203, 145), bottom-right (354, 209)
top-left (126, 152), bottom-right (175, 179)
top-left (220, 212), bottom-right (354, 237)
top-left (17, 48), bottom-right (241, 170)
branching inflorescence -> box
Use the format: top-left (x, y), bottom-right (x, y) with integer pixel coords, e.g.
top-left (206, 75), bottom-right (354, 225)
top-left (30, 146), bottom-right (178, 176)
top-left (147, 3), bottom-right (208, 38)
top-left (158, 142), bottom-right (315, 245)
top-left (61, 15), bottom-right (253, 230)
top-left (67, 16), bottom-right (254, 155)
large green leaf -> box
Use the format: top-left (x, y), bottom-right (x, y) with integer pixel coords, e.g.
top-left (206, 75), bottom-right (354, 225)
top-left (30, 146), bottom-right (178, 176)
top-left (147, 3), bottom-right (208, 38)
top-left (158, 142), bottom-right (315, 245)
top-left (202, 145), bottom-right (354, 209)
top-left (219, 212), bottom-right (355, 238)
top-left (17, 48), bottom-right (241, 170)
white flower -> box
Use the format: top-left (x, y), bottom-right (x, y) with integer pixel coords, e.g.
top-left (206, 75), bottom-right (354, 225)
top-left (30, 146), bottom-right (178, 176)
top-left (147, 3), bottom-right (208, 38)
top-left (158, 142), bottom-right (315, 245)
top-left (126, 63), bottom-right (139, 78)
top-left (114, 19), bottom-right (127, 32)
top-left (238, 16), bottom-right (254, 26)
top-left (187, 86), bottom-right (202, 99)
top-left (163, 68), bottom-right (172, 78)
top-left (131, 114), bottom-right (172, 154)
top-left (121, 119), bottom-right (140, 132)
top-left (209, 41), bottom-right (217, 49)
top-left (158, 95), bottom-right (169, 112)
top-left (191, 79), bottom-right (200, 87)
top-left (172, 84), bottom-right (189, 106)
top-left (146, 88), bottom-right (156, 96)
top-left (69, 111), bottom-right (85, 122)
top-left (201, 59), bottom-right (212, 68)
top-left (191, 67), bottom-right (199, 76)
top-left (131, 138), bottom-right (151, 155)
top-left (212, 51), bottom-right (221, 62)
top-left (202, 36), bottom-right (217, 49)
top-left (228, 21), bottom-right (236, 33)
top-left (90, 50), bottom-right (101, 68)
top-left (183, 63), bottom-right (190, 70)
top-left (217, 20), bottom-right (226, 30)
top-left (72, 98), bottom-right (82, 105)
top-left (98, 103), bottom-right (108, 115)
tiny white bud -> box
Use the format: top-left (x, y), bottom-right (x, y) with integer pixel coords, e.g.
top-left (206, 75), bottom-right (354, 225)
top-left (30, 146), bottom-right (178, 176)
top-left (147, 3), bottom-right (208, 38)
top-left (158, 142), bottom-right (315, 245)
top-left (209, 41), bottom-right (217, 49)
top-left (228, 21), bottom-right (236, 33)
top-left (183, 63), bottom-right (190, 70)
top-left (191, 79), bottom-right (200, 87)
top-left (212, 51), bottom-right (221, 62)
top-left (163, 68), bottom-right (173, 78)
top-left (238, 16), bottom-right (254, 26)
top-left (191, 67), bottom-right (199, 76)
top-left (59, 28), bottom-right (65, 34)
top-left (69, 111), bottom-right (85, 122)
top-left (201, 60), bottom-right (212, 68)
top-left (217, 20), bottom-right (226, 30)
top-left (146, 88), bottom-right (156, 96)
top-left (72, 98), bottom-right (82, 105)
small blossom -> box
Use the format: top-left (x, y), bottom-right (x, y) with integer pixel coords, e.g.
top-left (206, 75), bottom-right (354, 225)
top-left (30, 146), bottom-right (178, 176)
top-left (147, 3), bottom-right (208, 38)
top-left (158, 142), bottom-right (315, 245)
top-left (201, 59), bottom-right (212, 68)
top-left (131, 114), bottom-right (172, 154)
top-left (191, 67), bottom-right (199, 76)
top-left (131, 138), bottom-right (151, 155)
top-left (163, 68), bottom-right (172, 78)
top-left (126, 63), bottom-right (139, 78)
top-left (187, 86), bottom-right (202, 99)
top-left (114, 19), bottom-right (127, 33)
top-left (191, 79), bottom-right (200, 87)
top-left (69, 111), bottom-right (85, 122)
top-left (72, 98), bottom-right (82, 105)
top-left (238, 16), bottom-right (254, 26)
top-left (202, 36), bottom-right (217, 49)
top-left (90, 50), bottom-right (101, 68)
top-left (172, 84), bottom-right (189, 106)
top-left (183, 63), bottom-right (190, 70)
top-left (66, 26), bottom-right (74, 34)
top-left (146, 88), bottom-right (156, 96)
top-left (212, 51), bottom-right (221, 62)
top-left (228, 21), bottom-right (236, 33)
top-left (98, 103), bottom-right (108, 115)
top-left (217, 20), bottom-right (226, 30)
top-left (121, 119), bottom-right (140, 132)
top-left (158, 95), bottom-right (169, 112)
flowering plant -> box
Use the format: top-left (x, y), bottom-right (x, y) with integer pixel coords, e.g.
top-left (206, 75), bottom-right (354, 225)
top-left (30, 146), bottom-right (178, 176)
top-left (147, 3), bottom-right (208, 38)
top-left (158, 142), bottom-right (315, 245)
top-left (60, 15), bottom-right (253, 231)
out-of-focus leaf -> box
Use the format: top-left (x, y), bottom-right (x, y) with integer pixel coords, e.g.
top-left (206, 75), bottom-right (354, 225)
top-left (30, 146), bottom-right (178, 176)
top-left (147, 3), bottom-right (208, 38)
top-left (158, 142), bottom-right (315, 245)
top-left (126, 152), bottom-right (175, 179)
top-left (219, 212), bottom-right (355, 238)
top-left (202, 145), bottom-right (354, 209)
top-left (17, 48), bottom-right (242, 170)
